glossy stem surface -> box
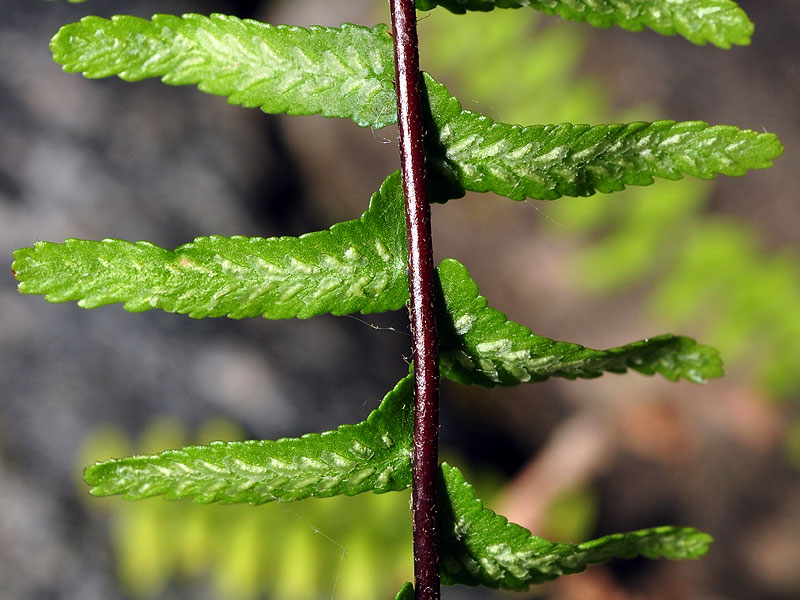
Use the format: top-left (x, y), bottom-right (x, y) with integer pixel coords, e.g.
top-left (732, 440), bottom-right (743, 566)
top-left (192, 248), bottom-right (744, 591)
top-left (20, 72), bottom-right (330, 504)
top-left (389, 1), bottom-right (440, 599)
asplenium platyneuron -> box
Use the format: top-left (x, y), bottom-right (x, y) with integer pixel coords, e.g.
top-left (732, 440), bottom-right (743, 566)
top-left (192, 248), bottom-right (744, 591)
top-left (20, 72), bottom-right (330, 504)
top-left (15, 1), bottom-right (783, 597)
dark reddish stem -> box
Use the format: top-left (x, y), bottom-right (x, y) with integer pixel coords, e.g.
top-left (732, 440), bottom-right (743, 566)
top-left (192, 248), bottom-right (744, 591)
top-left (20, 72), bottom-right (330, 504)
top-left (389, 0), bottom-right (440, 598)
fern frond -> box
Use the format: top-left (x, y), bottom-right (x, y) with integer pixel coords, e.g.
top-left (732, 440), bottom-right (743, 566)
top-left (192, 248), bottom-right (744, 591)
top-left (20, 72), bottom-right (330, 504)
top-left (50, 15), bottom-right (397, 128)
top-left (416, 0), bottom-right (753, 48)
top-left (84, 375), bottom-right (414, 503)
top-left (12, 172), bottom-right (407, 319)
top-left (424, 75), bottom-right (782, 202)
top-left (437, 258), bottom-right (723, 385)
top-left (439, 463), bottom-right (712, 589)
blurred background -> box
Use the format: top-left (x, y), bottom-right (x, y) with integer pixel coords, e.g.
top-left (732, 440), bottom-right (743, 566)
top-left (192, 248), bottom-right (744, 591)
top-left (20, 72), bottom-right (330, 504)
top-left (1, 1), bottom-right (798, 598)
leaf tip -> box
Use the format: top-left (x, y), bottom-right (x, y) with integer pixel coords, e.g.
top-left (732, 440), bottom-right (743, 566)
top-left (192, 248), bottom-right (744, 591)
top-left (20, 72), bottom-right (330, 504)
top-left (763, 132), bottom-right (785, 161)
top-left (83, 461), bottom-right (108, 488)
top-left (660, 527), bottom-right (714, 560)
top-left (681, 339), bottom-right (724, 384)
top-left (49, 18), bottom-right (91, 68)
top-left (11, 246), bottom-right (38, 287)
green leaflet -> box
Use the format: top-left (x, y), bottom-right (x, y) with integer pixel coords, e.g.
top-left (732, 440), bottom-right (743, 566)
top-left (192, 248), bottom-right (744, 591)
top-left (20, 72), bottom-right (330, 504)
top-left (438, 463), bottom-right (712, 589)
top-left (423, 74), bottom-right (783, 202)
top-left (84, 375), bottom-right (414, 503)
top-left (50, 18), bottom-right (781, 202)
top-left (50, 15), bottom-right (397, 128)
top-left (12, 172), bottom-right (407, 319)
top-left (394, 582), bottom-right (414, 600)
top-left (436, 258), bottom-right (723, 385)
top-left (416, 0), bottom-right (753, 48)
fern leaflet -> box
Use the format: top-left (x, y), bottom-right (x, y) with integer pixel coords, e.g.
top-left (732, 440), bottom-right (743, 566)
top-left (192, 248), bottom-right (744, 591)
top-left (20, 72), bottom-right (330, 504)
top-left (12, 172), bottom-right (407, 319)
top-left (423, 75), bottom-right (782, 202)
top-left (416, 0), bottom-right (753, 48)
top-left (437, 258), bottom-right (723, 385)
top-left (50, 15), bottom-right (397, 128)
top-left (439, 463), bottom-right (712, 589)
top-left (84, 375), bottom-right (414, 503)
